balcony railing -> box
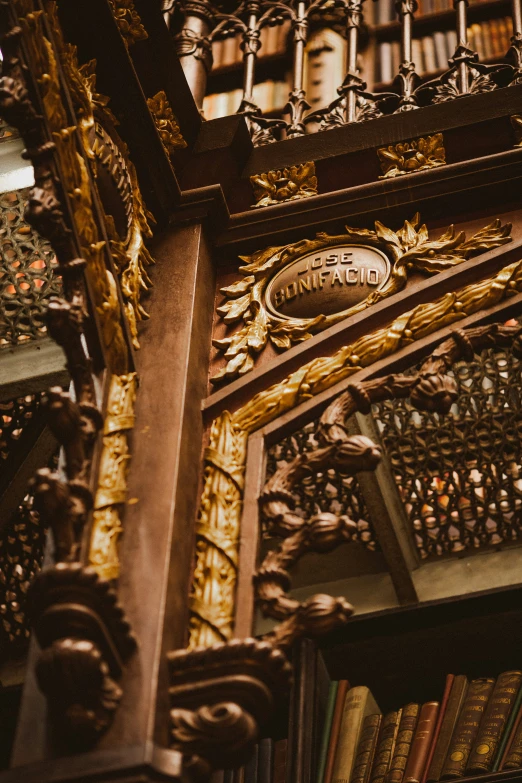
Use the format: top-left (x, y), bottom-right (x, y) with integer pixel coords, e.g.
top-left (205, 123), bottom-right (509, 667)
top-left (163, 0), bottom-right (522, 146)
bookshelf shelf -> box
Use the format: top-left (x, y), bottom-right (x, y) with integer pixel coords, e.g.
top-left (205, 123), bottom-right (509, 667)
top-left (372, 0), bottom-right (511, 39)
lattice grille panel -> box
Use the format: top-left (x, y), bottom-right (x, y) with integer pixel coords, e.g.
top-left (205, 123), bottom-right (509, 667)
top-left (0, 497), bottom-right (47, 656)
top-left (374, 346), bottom-right (522, 559)
top-left (1, 394), bottom-right (43, 466)
top-left (0, 189), bottom-right (60, 348)
top-left (266, 420), bottom-right (379, 550)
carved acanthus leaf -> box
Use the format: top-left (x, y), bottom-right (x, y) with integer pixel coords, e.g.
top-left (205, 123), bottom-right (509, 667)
top-left (212, 215), bottom-right (512, 383)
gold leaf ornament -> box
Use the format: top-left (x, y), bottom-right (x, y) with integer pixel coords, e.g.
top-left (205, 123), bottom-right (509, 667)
top-left (212, 214), bottom-right (512, 383)
top-left (250, 162), bottom-right (318, 207)
top-left (378, 133), bottom-right (446, 178)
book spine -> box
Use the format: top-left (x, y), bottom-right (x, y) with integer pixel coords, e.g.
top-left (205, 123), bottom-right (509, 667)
top-left (422, 676), bottom-right (455, 783)
top-left (403, 702), bottom-right (440, 783)
top-left (351, 715), bottom-right (383, 783)
top-left (257, 739), bottom-right (274, 783)
top-left (500, 708), bottom-right (522, 770)
top-left (273, 739), bottom-right (287, 783)
top-left (370, 711), bottom-right (402, 783)
top-left (502, 700), bottom-right (522, 770)
top-left (318, 683), bottom-right (340, 783)
top-left (495, 683), bottom-right (522, 771)
top-left (386, 704), bottom-right (420, 783)
top-left (440, 678), bottom-right (495, 779)
top-left (324, 681), bottom-right (351, 783)
top-left (467, 670), bottom-right (522, 773)
top-left (333, 687), bottom-right (381, 783)
top-left (426, 676), bottom-right (467, 783)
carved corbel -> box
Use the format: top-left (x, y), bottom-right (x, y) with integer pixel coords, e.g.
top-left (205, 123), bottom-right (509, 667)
top-left (169, 639), bottom-right (292, 769)
top-left (28, 563), bottom-right (136, 747)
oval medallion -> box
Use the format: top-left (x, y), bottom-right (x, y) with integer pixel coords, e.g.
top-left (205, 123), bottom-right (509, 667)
top-left (265, 244), bottom-right (391, 320)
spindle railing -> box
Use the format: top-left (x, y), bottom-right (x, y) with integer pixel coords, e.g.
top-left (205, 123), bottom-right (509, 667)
top-left (164, 0), bottom-right (522, 144)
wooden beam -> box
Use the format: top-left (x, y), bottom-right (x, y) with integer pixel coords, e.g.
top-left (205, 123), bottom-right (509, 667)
top-left (0, 339), bottom-right (68, 402)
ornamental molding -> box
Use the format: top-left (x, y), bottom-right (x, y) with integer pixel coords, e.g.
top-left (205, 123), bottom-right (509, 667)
top-left (212, 214), bottom-right (511, 383)
top-left (147, 90), bottom-right (187, 155)
top-left (250, 161), bottom-right (317, 207)
top-left (108, 0), bottom-right (148, 47)
top-left (190, 253), bottom-right (522, 649)
top-left (377, 133), bottom-right (446, 178)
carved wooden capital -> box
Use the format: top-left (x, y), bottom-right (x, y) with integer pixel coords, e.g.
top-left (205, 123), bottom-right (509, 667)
top-left (169, 638), bottom-right (292, 769)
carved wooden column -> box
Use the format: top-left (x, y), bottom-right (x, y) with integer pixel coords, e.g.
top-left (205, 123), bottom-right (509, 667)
top-left (10, 209), bottom-right (217, 777)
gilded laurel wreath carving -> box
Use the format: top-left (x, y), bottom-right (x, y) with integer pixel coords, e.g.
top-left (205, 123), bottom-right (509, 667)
top-left (212, 214), bottom-right (511, 383)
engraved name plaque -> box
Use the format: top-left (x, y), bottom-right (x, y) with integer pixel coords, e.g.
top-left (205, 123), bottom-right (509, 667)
top-left (265, 244), bottom-right (391, 319)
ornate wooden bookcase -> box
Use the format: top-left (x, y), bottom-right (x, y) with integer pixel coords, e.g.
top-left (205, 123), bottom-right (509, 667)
top-left (2, 1), bottom-right (522, 782)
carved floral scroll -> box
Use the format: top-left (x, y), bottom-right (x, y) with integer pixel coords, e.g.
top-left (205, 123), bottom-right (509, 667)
top-left (212, 214), bottom-right (511, 383)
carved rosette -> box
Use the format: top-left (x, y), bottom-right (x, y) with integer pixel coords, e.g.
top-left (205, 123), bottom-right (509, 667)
top-left (377, 133), bottom-right (446, 177)
top-left (189, 254), bottom-right (522, 650)
top-left (169, 638), bottom-right (292, 768)
top-left (250, 162), bottom-right (318, 207)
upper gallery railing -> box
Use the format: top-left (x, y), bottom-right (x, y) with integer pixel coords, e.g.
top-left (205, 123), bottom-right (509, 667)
top-left (163, 0), bottom-right (522, 146)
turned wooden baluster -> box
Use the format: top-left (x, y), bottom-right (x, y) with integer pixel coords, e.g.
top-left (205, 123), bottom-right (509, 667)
top-left (394, 0), bottom-right (420, 110)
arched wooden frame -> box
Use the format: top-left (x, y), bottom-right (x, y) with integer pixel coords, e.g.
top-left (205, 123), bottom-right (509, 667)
top-left (233, 290), bottom-right (522, 640)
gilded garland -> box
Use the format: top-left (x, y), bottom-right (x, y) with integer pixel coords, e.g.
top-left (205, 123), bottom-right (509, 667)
top-left (212, 214), bottom-right (512, 383)
top-left (190, 254), bottom-right (522, 649)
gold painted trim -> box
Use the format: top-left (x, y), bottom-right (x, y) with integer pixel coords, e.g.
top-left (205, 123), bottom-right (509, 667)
top-left (190, 255), bottom-right (522, 648)
top-left (52, 13), bottom-right (155, 350)
top-left (378, 133), bottom-right (446, 178)
top-left (108, 0), bottom-right (148, 47)
top-left (212, 215), bottom-right (511, 383)
top-left (18, 2), bottom-right (128, 373)
top-left (90, 373), bottom-right (138, 581)
top-left (147, 90), bottom-right (187, 155)
top-left (250, 162), bottom-right (317, 208)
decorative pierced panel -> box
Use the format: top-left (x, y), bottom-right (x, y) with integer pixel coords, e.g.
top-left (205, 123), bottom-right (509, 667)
top-left (265, 420), bottom-right (380, 551)
top-left (0, 496), bottom-right (46, 657)
top-left (0, 189), bottom-right (60, 348)
top-left (1, 393), bottom-right (43, 467)
top-left (374, 345), bottom-right (522, 560)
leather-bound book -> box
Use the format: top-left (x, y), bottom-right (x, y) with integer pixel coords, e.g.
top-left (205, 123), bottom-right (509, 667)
top-left (467, 670), bottom-right (522, 774)
top-left (496, 684), bottom-right (522, 770)
top-left (351, 714), bottom-right (383, 783)
top-left (501, 708), bottom-right (522, 769)
top-left (324, 681), bottom-right (350, 783)
top-left (426, 676), bottom-right (468, 783)
top-left (332, 687), bottom-right (381, 783)
top-left (440, 678), bottom-right (495, 779)
top-left (370, 710), bottom-right (402, 783)
top-left (422, 677), bottom-right (454, 783)
top-left (403, 702), bottom-right (440, 783)
top-left (386, 704), bottom-right (420, 783)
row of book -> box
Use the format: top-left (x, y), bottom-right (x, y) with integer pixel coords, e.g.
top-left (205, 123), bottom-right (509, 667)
top-left (212, 21), bottom-right (291, 69)
top-left (320, 671), bottom-right (522, 783)
top-left (375, 17), bottom-right (512, 82)
top-left (371, 0), bottom-right (502, 24)
top-left (203, 80), bottom-right (290, 120)
top-left (212, 739), bottom-right (287, 783)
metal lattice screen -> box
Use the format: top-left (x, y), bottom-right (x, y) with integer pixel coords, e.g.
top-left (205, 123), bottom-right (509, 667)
top-left (0, 188), bottom-right (60, 349)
